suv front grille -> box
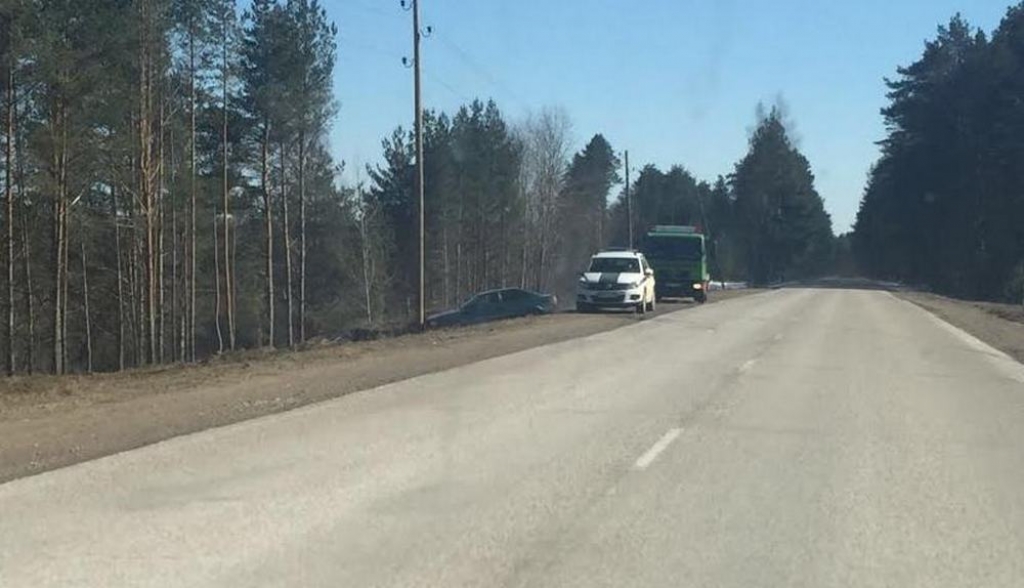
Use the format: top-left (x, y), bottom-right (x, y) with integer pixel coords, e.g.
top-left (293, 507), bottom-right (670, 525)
top-left (590, 282), bottom-right (625, 291)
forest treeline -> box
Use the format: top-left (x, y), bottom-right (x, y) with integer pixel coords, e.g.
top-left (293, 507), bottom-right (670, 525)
top-left (0, 0), bottom-right (836, 376)
top-left (853, 5), bottom-right (1024, 302)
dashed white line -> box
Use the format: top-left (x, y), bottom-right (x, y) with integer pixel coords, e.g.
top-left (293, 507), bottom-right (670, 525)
top-left (739, 358), bottom-right (758, 373)
top-left (634, 428), bottom-right (683, 470)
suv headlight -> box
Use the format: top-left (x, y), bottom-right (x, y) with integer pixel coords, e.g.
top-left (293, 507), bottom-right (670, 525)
top-left (626, 281), bottom-right (640, 289)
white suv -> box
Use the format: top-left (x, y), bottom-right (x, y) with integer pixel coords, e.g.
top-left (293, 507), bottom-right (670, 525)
top-left (576, 250), bottom-right (656, 314)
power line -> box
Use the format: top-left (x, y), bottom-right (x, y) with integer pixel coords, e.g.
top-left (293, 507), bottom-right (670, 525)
top-left (424, 70), bottom-right (471, 102)
top-left (337, 35), bottom-right (402, 61)
top-left (349, 0), bottom-right (404, 22)
top-left (433, 33), bottom-right (529, 110)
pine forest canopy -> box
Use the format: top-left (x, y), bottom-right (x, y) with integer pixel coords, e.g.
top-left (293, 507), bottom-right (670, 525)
top-left (18, 0), bottom-right (1024, 375)
top-left (852, 8), bottom-right (1024, 303)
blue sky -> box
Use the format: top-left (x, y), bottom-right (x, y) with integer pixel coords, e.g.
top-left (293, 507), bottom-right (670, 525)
top-left (325, 0), bottom-right (1013, 232)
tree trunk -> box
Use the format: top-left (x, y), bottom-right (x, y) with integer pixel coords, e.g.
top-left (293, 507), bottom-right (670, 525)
top-left (170, 126), bottom-right (178, 362)
top-left (51, 101), bottom-right (67, 375)
top-left (51, 136), bottom-right (61, 374)
top-left (280, 142), bottom-right (294, 349)
top-left (222, 33), bottom-right (234, 351)
top-left (20, 207), bottom-right (33, 374)
top-left (520, 213), bottom-right (528, 289)
top-left (80, 226), bottom-right (92, 373)
top-left (213, 202), bottom-right (224, 354)
top-left (188, 22), bottom-right (197, 363)
top-left (298, 130), bottom-right (306, 343)
top-left (456, 240), bottom-right (462, 305)
top-left (5, 62), bottom-right (14, 375)
top-left (132, 218), bottom-right (142, 365)
top-left (359, 186), bottom-right (372, 324)
top-left (261, 123), bottom-right (274, 346)
top-left (442, 221), bottom-right (450, 307)
top-left (112, 188), bottom-right (124, 371)
top-left (158, 100), bottom-right (165, 364)
top-left (135, 0), bottom-right (157, 366)
top-left (61, 164), bottom-right (69, 370)
top-left (500, 209), bottom-right (507, 287)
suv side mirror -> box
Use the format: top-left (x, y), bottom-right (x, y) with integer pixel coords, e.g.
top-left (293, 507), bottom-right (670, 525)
top-left (644, 268), bottom-right (654, 277)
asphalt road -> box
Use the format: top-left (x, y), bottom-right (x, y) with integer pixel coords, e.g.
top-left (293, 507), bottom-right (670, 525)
top-left (3, 288), bottom-right (1024, 587)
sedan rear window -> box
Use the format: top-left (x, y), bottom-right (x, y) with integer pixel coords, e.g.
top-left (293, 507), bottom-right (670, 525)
top-left (501, 289), bottom-right (530, 302)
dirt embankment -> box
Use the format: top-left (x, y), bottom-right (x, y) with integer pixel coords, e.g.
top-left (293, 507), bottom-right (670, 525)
top-left (899, 291), bottom-right (1024, 363)
top-left (0, 290), bottom-right (759, 483)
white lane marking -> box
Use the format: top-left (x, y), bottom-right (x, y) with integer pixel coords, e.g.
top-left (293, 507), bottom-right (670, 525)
top-left (634, 428), bottom-right (683, 470)
top-left (739, 358), bottom-right (757, 373)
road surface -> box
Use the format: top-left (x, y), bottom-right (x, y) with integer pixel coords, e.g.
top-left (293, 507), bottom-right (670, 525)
top-left (3, 288), bottom-right (1024, 587)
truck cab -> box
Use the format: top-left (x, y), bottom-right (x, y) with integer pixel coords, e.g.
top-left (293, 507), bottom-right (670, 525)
top-left (641, 225), bottom-right (709, 303)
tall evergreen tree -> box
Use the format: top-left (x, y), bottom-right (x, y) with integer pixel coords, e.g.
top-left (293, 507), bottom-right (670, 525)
top-left (559, 133), bottom-right (619, 286)
top-left (731, 106), bottom-right (833, 283)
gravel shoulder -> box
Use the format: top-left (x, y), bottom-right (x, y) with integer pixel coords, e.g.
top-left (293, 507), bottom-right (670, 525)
top-left (898, 291), bottom-right (1024, 363)
top-left (0, 290), bottom-right (760, 483)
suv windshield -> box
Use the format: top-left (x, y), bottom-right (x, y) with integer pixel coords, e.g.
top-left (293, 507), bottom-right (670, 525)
top-left (589, 258), bottom-right (640, 273)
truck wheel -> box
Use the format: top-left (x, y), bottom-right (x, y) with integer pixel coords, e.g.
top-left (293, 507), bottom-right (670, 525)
top-left (696, 291), bottom-right (707, 304)
top-left (576, 302), bottom-right (592, 314)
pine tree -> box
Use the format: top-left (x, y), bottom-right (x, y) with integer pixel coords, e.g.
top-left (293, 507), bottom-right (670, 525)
top-left (731, 106), bottom-right (833, 283)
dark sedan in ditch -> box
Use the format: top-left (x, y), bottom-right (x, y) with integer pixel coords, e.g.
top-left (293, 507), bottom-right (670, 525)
top-left (426, 288), bottom-right (557, 328)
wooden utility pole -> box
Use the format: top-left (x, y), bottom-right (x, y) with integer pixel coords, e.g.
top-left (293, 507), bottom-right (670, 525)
top-left (358, 183), bottom-right (373, 325)
top-left (411, 0), bottom-right (425, 327)
top-left (625, 149), bottom-right (632, 249)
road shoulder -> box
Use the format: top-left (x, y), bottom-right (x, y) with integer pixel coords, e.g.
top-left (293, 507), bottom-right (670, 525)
top-left (0, 290), bottom-right (760, 483)
top-left (897, 291), bottom-right (1024, 364)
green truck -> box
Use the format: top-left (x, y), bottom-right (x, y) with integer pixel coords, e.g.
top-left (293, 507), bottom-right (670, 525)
top-left (641, 225), bottom-right (709, 303)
